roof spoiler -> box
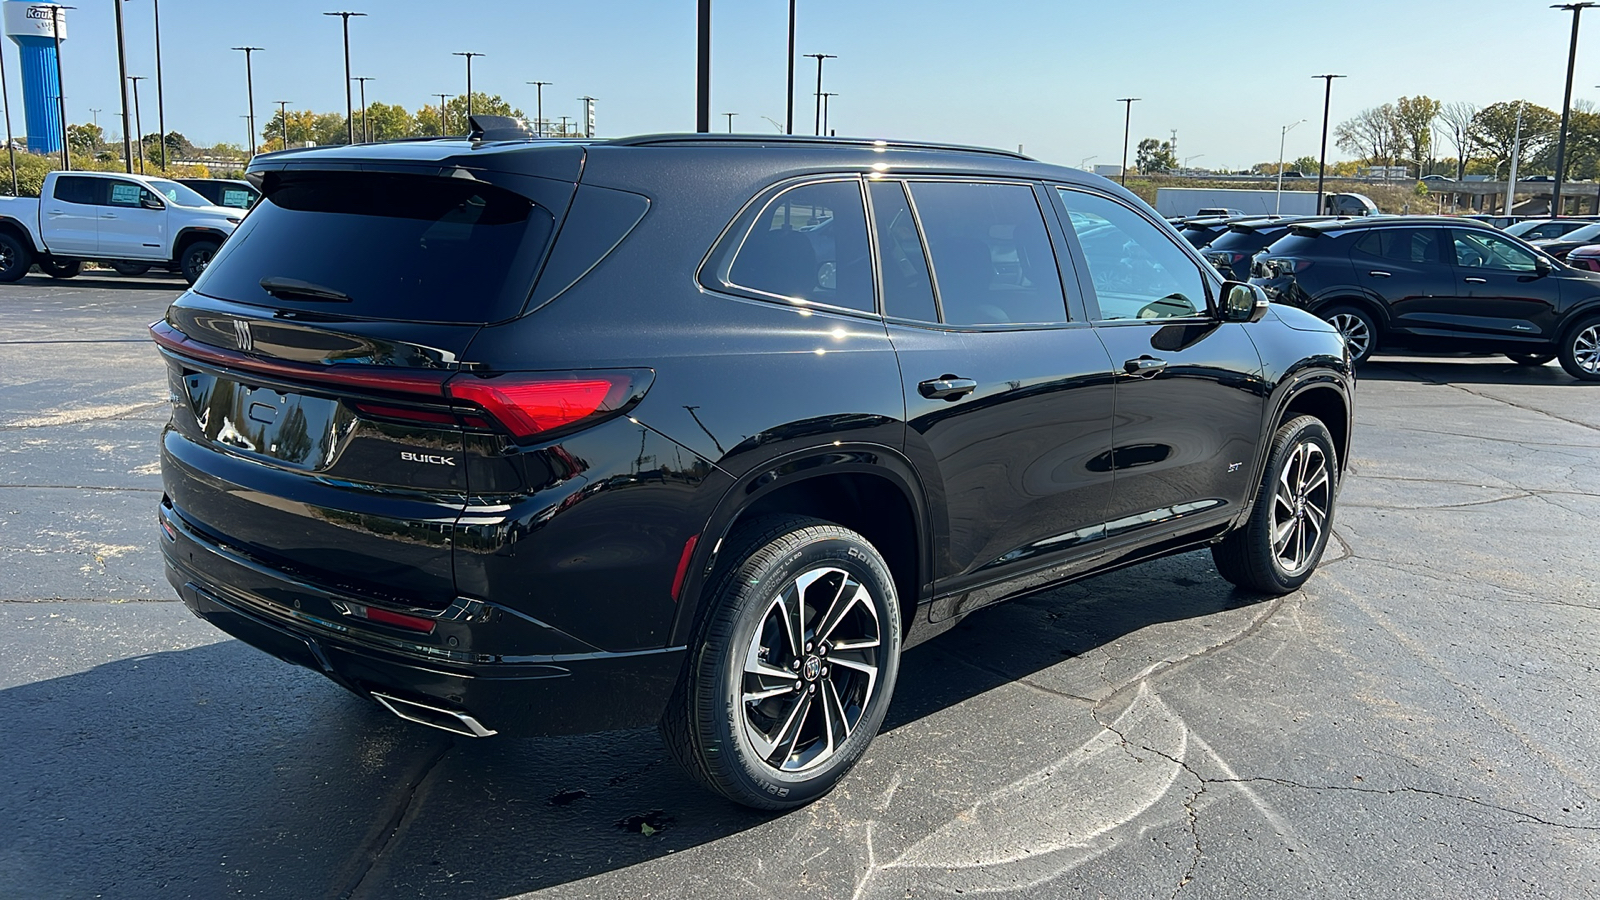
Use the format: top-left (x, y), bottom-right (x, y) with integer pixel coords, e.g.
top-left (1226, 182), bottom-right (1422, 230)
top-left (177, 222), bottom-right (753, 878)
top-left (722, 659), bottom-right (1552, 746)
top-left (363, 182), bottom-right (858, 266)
top-left (468, 115), bottom-right (537, 142)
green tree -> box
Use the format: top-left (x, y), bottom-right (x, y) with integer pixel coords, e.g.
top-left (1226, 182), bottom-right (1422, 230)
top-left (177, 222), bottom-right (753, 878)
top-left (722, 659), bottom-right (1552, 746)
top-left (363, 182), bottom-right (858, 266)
top-left (1290, 155), bottom-right (1320, 175)
top-left (1470, 101), bottom-right (1558, 178)
top-left (1392, 95), bottom-right (1440, 177)
top-left (1134, 137), bottom-right (1175, 174)
top-left (362, 101), bottom-right (414, 140)
top-left (66, 122), bottom-right (102, 154)
top-left (310, 112), bottom-right (350, 147)
top-left (444, 93), bottom-right (524, 131)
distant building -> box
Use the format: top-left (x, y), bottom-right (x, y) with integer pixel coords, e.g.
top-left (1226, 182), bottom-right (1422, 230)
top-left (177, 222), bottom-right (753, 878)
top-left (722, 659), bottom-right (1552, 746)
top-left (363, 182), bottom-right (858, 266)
top-left (1093, 164), bottom-right (1123, 177)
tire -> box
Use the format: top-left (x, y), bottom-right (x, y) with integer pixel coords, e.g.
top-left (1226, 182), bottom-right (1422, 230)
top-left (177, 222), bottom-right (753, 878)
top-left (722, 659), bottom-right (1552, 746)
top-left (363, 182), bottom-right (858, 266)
top-left (1506, 352), bottom-right (1555, 366)
top-left (1321, 305), bottom-right (1379, 365)
top-left (1558, 314), bottom-right (1600, 382)
top-left (110, 261), bottom-right (151, 277)
top-left (179, 240), bottom-right (219, 285)
top-left (1213, 415), bottom-right (1339, 595)
top-left (0, 232), bottom-right (31, 283)
top-left (661, 515), bottom-right (902, 810)
top-left (38, 257), bottom-right (80, 279)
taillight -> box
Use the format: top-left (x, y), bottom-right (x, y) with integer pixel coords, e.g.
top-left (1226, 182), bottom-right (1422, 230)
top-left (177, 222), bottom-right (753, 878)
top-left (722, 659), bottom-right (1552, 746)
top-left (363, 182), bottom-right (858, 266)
top-left (1259, 257), bottom-right (1311, 277)
top-left (446, 370), bottom-right (651, 441)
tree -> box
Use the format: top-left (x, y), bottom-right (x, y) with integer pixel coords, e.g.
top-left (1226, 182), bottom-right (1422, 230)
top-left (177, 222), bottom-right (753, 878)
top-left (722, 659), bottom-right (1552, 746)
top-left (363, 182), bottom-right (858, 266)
top-left (1290, 155), bottom-right (1320, 175)
top-left (1134, 137), bottom-right (1175, 174)
top-left (363, 102), bottom-right (414, 141)
top-left (1335, 104), bottom-right (1401, 167)
top-left (1470, 102), bottom-right (1558, 178)
top-left (311, 112), bottom-right (350, 147)
top-left (444, 93), bottom-right (525, 132)
top-left (66, 122), bottom-right (102, 154)
top-left (414, 103), bottom-right (446, 137)
top-left (1392, 95), bottom-right (1440, 177)
top-left (1438, 101), bottom-right (1478, 181)
top-left (265, 109), bottom-right (319, 150)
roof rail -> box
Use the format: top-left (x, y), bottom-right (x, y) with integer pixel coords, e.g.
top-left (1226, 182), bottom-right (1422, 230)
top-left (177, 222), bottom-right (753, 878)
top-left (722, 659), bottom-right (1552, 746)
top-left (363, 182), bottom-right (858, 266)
top-left (602, 133), bottom-right (1031, 160)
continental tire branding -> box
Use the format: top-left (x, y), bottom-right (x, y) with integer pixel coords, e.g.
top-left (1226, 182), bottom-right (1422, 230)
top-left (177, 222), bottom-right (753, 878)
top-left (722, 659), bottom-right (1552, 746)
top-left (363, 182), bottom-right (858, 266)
top-left (400, 451), bottom-right (456, 467)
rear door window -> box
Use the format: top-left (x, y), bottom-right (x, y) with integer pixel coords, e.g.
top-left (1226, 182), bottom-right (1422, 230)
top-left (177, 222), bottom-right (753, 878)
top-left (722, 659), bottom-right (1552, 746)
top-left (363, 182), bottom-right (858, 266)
top-left (907, 181), bottom-right (1067, 326)
top-left (724, 179), bottom-right (875, 313)
top-left (52, 176), bottom-right (99, 205)
top-left (194, 171), bottom-right (557, 324)
top-left (1351, 228), bottom-right (1443, 265)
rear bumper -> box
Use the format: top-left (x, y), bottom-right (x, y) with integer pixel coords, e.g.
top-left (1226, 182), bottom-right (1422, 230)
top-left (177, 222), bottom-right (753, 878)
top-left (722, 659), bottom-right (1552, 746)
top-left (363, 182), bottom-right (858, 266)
top-left (160, 499), bottom-right (684, 737)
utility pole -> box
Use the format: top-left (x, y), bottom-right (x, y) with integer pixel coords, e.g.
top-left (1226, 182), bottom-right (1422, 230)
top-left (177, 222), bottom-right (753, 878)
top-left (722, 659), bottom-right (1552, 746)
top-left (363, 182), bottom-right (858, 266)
top-left (49, 5), bottom-right (73, 170)
top-left (1313, 74), bottom-right (1346, 215)
top-left (559, 115), bottom-right (570, 137)
top-left (232, 46), bottom-right (263, 159)
top-left (435, 94), bottom-right (452, 135)
top-left (453, 52), bottom-right (483, 121)
top-left (805, 53), bottom-right (835, 136)
top-left (1276, 119), bottom-right (1305, 214)
top-left (153, 0), bottom-right (166, 169)
top-left (821, 92), bottom-right (836, 135)
top-left (1506, 102), bottom-right (1526, 216)
top-left (724, 112), bottom-right (737, 132)
top-left (526, 81), bottom-right (551, 136)
top-left (128, 75), bottom-right (146, 173)
top-left (1116, 97), bottom-right (1139, 186)
top-left (275, 100), bottom-right (291, 149)
top-left (325, 12), bottom-right (366, 145)
top-left (1551, 3), bottom-right (1596, 216)
top-left (785, 0), bottom-right (796, 134)
top-left (116, 3), bottom-right (134, 170)
top-left (696, 0), bottom-right (710, 132)
top-left (352, 76), bottom-right (373, 141)
top-left (0, 34), bottom-right (16, 194)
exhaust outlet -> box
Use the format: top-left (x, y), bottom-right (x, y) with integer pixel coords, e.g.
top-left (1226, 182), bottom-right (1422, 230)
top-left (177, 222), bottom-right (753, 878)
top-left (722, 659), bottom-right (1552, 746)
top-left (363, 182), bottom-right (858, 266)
top-left (371, 692), bottom-right (498, 738)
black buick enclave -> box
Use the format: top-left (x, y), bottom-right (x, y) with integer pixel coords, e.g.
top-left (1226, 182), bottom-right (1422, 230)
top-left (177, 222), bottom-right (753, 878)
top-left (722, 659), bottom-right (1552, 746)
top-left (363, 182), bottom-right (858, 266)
top-left (156, 121), bottom-right (1353, 809)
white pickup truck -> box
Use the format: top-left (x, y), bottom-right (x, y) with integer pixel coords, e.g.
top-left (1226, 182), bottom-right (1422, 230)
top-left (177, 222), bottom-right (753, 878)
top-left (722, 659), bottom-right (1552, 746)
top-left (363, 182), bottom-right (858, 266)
top-left (0, 170), bottom-right (242, 284)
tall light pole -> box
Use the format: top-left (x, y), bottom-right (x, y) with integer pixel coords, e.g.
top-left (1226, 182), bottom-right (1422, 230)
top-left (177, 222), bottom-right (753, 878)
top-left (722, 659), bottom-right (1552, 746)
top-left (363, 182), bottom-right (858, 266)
top-left (1313, 74), bottom-right (1346, 216)
top-left (115, 0), bottom-right (134, 170)
top-left (696, 0), bottom-right (710, 132)
top-left (1116, 97), bottom-right (1139, 186)
top-left (152, 0), bottom-right (165, 169)
top-left (352, 76), bottom-right (373, 141)
top-left (1276, 119), bottom-right (1306, 214)
top-left (325, 12), bottom-right (365, 145)
top-left (49, 5), bottom-right (73, 170)
top-left (526, 81), bottom-right (551, 136)
top-left (821, 91), bottom-right (837, 135)
top-left (232, 46), bottom-right (263, 158)
top-left (579, 95), bottom-right (596, 138)
top-left (805, 53), bottom-right (835, 136)
top-left (435, 93), bottom-right (452, 135)
top-left (275, 100), bottom-right (291, 149)
top-left (1551, 4), bottom-right (1596, 216)
top-left (724, 112), bottom-right (737, 132)
top-left (0, 33), bottom-right (16, 194)
top-left (128, 75), bottom-right (146, 173)
top-left (453, 51), bottom-right (483, 121)
top-left (785, 0), bottom-right (796, 134)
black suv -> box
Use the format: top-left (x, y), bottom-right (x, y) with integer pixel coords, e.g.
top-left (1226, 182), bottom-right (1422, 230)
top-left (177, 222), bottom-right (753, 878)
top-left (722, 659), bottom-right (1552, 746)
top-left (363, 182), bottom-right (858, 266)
top-left (1253, 217), bottom-right (1600, 380)
top-left (1202, 216), bottom-right (1341, 281)
top-left (155, 125), bottom-right (1354, 809)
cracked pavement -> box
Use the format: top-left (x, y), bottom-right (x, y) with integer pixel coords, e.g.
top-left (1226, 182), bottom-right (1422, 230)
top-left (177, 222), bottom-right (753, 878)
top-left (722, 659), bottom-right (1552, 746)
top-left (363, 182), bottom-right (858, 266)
top-left (2, 277), bottom-right (1597, 899)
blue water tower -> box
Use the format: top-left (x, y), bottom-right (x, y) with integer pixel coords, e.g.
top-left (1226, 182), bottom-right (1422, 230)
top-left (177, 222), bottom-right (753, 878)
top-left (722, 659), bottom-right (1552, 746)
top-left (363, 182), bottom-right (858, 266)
top-left (4, 2), bottom-right (68, 156)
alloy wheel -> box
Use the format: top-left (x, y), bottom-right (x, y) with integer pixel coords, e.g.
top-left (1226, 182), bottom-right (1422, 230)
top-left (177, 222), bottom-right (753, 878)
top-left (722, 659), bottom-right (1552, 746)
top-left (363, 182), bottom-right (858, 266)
top-left (1328, 313), bottom-right (1372, 361)
top-left (0, 244), bottom-right (12, 270)
top-left (1574, 324), bottom-right (1600, 375)
top-left (1269, 441), bottom-right (1331, 574)
top-left (739, 566), bottom-right (881, 774)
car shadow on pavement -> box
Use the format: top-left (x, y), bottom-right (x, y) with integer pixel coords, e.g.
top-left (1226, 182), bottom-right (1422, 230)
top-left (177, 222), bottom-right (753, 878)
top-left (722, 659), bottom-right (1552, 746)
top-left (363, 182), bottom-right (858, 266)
top-left (1359, 357), bottom-right (1577, 386)
top-left (10, 273), bottom-right (185, 291)
top-left (0, 551), bottom-right (1266, 899)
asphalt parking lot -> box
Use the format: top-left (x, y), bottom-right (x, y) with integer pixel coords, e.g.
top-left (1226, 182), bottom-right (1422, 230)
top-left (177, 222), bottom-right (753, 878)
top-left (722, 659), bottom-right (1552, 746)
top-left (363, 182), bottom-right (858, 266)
top-left (2, 273), bottom-right (1597, 900)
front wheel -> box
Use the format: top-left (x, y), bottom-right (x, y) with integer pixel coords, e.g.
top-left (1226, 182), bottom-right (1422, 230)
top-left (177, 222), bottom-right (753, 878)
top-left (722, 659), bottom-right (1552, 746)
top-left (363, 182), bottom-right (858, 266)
top-left (1559, 315), bottom-right (1600, 382)
top-left (0, 232), bottom-right (31, 282)
top-left (1213, 415), bottom-right (1339, 594)
top-left (1321, 305), bottom-right (1378, 365)
top-left (179, 240), bottom-right (219, 285)
top-left (661, 515), bottom-right (901, 810)
top-left (38, 257), bottom-right (80, 279)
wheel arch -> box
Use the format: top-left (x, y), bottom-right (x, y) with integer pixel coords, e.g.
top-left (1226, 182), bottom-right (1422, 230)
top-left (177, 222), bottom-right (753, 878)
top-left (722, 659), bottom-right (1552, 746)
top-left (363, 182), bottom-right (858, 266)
top-left (171, 227), bottom-right (228, 263)
top-left (0, 216), bottom-right (39, 254)
top-left (669, 444), bottom-right (932, 647)
top-left (1311, 292), bottom-right (1390, 333)
top-left (1273, 379), bottom-right (1352, 474)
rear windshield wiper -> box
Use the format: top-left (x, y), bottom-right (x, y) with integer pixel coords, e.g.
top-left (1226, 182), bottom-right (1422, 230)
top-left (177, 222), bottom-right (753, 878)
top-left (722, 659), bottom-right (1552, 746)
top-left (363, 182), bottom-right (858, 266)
top-left (259, 276), bottom-right (351, 303)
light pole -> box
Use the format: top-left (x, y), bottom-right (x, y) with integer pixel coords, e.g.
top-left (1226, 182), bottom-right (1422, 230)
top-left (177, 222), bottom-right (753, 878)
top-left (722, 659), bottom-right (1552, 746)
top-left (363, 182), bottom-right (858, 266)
top-left (1079, 155), bottom-right (1096, 171)
top-left (352, 76), bottom-right (373, 141)
top-left (275, 100), bottom-right (291, 149)
top-left (804, 53), bottom-right (835, 136)
top-left (1183, 154), bottom-right (1204, 173)
top-left (785, 0), bottom-right (796, 134)
top-left (1116, 97), bottom-right (1139, 186)
top-left (696, 0), bottom-right (710, 132)
top-left (453, 52), bottom-right (483, 121)
top-left (0, 33), bottom-right (15, 194)
top-left (1551, 4), bottom-right (1596, 216)
top-left (115, 0), bottom-right (134, 170)
top-left (48, 5), bottom-right (73, 170)
top-left (724, 112), bottom-right (737, 133)
top-left (232, 46), bottom-right (263, 158)
top-left (128, 75), bottom-right (146, 173)
top-left (435, 94), bottom-right (452, 135)
top-left (1276, 119), bottom-right (1305, 214)
top-left (153, 0), bottom-right (165, 169)
top-left (579, 95), bottom-right (596, 138)
top-left (526, 81), bottom-right (551, 136)
top-left (324, 12), bottom-right (365, 145)
top-left (1313, 74), bottom-right (1346, 216)
top-left (821, 91), bottom-right (837, 135)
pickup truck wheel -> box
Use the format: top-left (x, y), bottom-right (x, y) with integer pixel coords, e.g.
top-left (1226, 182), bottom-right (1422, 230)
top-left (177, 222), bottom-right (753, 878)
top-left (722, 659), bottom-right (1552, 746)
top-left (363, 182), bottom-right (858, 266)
top-left (179, 241), bottom-right (219, 285)
top-left (39, 258), bottom-right (80, 279)
top-left (110, 261), bottom-right (151, 277)
top-left (661, 515), bottom-right (901, 810)
top-left (0, 233), bottom-right (31, 282)
top-left (1213, 415), bottom-right (1339, 595)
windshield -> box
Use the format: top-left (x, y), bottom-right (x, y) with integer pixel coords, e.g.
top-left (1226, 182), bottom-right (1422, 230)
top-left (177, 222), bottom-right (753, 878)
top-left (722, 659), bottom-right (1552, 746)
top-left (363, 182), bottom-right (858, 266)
top-left (147, 178), bottom-right (216, 209)
top-left (1551, 221), bottom-right (1600, 243)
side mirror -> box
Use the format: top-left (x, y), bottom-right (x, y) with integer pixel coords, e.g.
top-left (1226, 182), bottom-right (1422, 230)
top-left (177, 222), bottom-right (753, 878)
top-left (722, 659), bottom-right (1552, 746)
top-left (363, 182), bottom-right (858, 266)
top-left (1219, 281), bottom-right (1270, 323)
top-left (1535, 256), bottom-right (1553, 276)
top-left (140, 195), bottom-right (165, 210)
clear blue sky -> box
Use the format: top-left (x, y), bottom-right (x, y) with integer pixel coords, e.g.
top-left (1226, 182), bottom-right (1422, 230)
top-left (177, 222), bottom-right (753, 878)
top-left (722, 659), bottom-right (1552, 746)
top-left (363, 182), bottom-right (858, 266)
top-left (8, 0), bottom-right (1596, 169)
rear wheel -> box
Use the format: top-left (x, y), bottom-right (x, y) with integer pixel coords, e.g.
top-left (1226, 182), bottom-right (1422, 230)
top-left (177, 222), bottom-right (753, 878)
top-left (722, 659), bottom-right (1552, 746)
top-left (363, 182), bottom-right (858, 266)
top-left (1322, 305), bottom-right (1378, 364)
top-left (179, 240), bottom-right (219, 285)
top-left (39, 257), bottom-right (81, 279)
top-left (1506, 352), bottom-right (1555, 366)
top-left (1213, 415), bottom-right (1339, 594)
top-left (0, 232), bottom-right (31, 283)
top-left (1558, 315), bottom-right (1600, 382)
top-left (110, 261), bottom-right (151, 277)
top-left (661, 515), bottom-right (901, 810)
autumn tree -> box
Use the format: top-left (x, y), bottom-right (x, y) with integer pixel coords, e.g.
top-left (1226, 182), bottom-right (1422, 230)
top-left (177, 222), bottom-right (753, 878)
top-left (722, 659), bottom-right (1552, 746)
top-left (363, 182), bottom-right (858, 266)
top-left (1392, 95), bottom-right (1440, 177)
top-left (1470, 102), bottom-right (1558, 178)
top-left (362, 102), bottom-right (414, 140)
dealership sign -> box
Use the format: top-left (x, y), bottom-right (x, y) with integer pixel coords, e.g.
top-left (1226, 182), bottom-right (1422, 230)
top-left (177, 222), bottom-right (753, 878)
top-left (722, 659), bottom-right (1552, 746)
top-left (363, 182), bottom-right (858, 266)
top-left (3, 3), bottom-right (69, 40)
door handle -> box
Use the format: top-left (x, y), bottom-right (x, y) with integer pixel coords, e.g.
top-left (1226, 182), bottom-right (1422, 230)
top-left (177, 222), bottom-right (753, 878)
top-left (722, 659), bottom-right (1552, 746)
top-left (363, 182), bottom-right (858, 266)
top-left (918, 375), bottom-right (977, 401)
top-left (1463, 276), bottom-right (1487, 284)
top-left (1124, 356), bottom-right (1168, 377)
top-left (1368, 270), bottom-right (1392, 278)
top-left (101, 213), bottom-right (118, 219)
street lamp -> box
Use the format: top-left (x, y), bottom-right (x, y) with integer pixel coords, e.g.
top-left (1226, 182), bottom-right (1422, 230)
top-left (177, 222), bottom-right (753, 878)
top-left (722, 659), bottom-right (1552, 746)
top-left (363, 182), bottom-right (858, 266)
top-left (324, 12), bottom-right (366, 145)
top-left (275, 100), bottom-right (291, 149)
top-left (47, 4), bottom-right (73, 170)
top-left (1313, 74), bottom-right (1346, 215)
top-left (114, 0), bottom-right (134, 170)
top-left (785, 0), bottom-right (796, 134)
top-left (1551, 3), bottom-right (1597, 216)
top-left (724, 112), bottom-right (737, 133)
top-left (232, 46), bottom-right (263, 158)
top-left (821, 91), bottom-right (837, 135)
top-left (579, 96), bottom-right (596, 138)
top-left (128, 75), bottom-right (146, 173)
top-left (1116, 97), bottom-right (1140, 186)
top-left (435, 93), bottom-right (452, 135)
top-left (0, 33), bottom-right (16, 193)
top-left (526, 81), bottom-right (551, 136)
top-left (1276, 119), bottom-right (1306, 214)
top-left (1079, 154), bottom-right (1097, 171)
top-left (352, 76), bottom-right (373, 141)
top-left (152, 0), bottom-right (166, 169)
top-left (696, 0), bottom-right (710, 133)
top-left (453, 51), bottom-right (483, 121)
top-left (804, 53), bottom-right (836, 136)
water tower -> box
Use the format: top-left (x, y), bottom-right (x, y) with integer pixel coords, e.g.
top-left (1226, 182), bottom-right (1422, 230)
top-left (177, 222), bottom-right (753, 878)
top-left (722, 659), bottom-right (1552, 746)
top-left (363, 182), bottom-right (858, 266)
top-left (3, 2), bottom-right (67, 155)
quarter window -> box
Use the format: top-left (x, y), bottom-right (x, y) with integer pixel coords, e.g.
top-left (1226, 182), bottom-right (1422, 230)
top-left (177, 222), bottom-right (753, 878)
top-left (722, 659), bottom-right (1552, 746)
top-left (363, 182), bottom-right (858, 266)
top-left (727, 180), bottom-right (875, 313)
top-left (1452, 230), bottom-right (1539, 273)
top-left (1058, 189), bottom-right (1209, 321)
top-left (907, 181), bottom-right (1067, 326)
top-left (868, 180), bottom-right (938, 322)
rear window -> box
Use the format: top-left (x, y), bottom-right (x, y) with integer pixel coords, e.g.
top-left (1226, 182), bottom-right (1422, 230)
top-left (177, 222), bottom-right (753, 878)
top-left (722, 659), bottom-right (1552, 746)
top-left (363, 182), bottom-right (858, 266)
top-left (195, 172), bottom-right (555, 324)
top-left (1206, 228), bottom-right (1280, 253)
top-left (1261, 233), bottom-right (1324, 257)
